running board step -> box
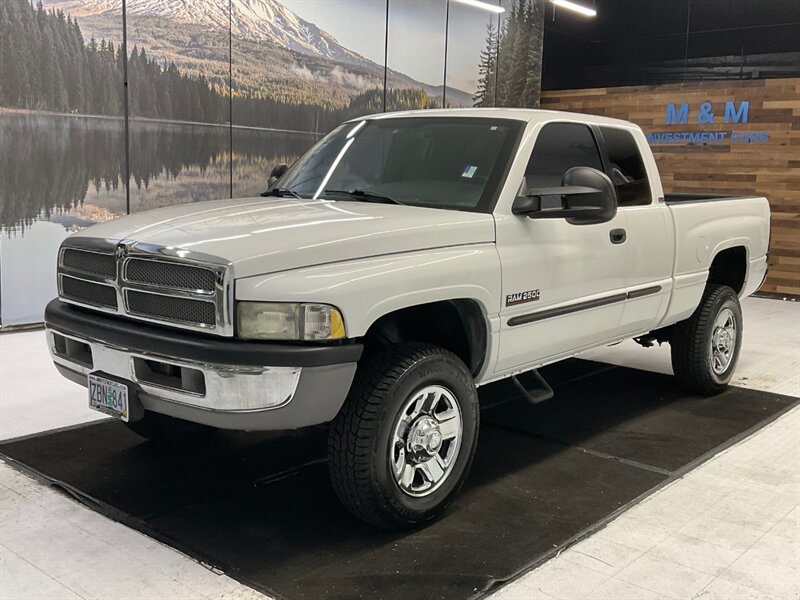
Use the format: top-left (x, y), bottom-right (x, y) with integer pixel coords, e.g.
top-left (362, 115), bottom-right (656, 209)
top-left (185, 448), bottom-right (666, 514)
top-left (511, 369), bottom-right (554, 405)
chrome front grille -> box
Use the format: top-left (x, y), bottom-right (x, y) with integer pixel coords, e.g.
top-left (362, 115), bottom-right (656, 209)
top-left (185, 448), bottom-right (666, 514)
top-left (57, 242), bottom-right (232, 335)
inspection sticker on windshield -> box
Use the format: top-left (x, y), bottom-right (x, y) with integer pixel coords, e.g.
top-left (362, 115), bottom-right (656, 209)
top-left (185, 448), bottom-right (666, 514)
top-left (506, 289), bottom-right (541, 307)
top-left (462, 165), bottom-right (478, 178)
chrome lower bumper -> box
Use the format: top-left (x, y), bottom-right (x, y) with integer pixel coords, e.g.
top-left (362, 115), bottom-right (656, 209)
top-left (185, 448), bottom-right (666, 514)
top-left (47, 329), bottom-right (357, 430)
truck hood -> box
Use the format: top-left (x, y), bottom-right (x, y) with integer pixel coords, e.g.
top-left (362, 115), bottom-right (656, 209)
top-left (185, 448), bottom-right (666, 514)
top-left (71, 197), bottom-right (496, 278)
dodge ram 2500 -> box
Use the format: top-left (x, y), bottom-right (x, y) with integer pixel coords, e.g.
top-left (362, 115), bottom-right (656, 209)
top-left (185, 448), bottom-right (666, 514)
top-left (46, 109), bottom-right (770, 529)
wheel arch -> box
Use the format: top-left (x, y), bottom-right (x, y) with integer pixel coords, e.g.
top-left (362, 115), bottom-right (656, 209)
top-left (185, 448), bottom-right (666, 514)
top-left (707, 245), bottom-right (748, 295)
top-left (359, 299), bottom-right (490, 378)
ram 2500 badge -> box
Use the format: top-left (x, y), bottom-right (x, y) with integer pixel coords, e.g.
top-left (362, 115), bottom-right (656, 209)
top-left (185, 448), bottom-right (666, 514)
top-left (46, 109), bottom-right (770, 529)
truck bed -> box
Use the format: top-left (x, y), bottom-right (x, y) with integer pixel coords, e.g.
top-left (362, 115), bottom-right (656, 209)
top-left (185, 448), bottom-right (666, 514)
top-left (661, 193), bottom-right (770, 326)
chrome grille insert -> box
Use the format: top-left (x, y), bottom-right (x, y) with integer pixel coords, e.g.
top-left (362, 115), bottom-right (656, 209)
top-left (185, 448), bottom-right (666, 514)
top-left (61, 248), bottom-right (116, 279)
top-left (126, 290), bottom-right (216, 327)
top-left (60, 275), bottom-right (118, 309)
top-left (125, 259), bottom-right (216, 293)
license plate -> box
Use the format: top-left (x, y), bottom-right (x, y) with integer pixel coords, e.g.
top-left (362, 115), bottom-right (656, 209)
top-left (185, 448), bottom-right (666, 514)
top-left (88, 373), bottom-right (130, 422)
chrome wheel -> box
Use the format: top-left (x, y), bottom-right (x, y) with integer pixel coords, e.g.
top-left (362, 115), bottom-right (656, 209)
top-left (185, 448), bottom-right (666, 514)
top-left (710, 307), bottom-right (737, 375)
top-left (390, 385), bottom-right (463, 497)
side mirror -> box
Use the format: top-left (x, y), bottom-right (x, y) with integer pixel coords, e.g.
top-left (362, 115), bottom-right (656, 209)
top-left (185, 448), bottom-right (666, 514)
top-left (512, 166), bottom-right (617, 225)
top-left (261, 164), bottom-right (288, 196)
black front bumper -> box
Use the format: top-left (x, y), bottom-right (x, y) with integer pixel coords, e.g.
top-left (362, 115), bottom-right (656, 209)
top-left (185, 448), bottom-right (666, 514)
top-left (45, 299), bottom-right (362, 430)
top-left (45, 299), bottom-right (363, 368)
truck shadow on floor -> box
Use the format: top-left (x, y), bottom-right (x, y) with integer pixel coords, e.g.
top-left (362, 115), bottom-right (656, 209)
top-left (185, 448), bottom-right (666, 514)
top-left (1, 359), bottom-right (796, 600)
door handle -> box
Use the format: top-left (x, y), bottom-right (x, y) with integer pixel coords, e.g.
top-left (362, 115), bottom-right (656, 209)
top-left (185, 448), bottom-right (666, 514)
top-left (610, 228), bottom-right (627, 244)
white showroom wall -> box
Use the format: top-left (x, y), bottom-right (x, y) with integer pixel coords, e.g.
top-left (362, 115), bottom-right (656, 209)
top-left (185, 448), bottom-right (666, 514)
top-left (0, 221), bottom-right (69, 327)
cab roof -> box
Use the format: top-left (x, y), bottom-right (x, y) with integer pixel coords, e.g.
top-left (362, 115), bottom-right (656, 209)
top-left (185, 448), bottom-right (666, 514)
top-left (357, 107), bottom-right (638, 130)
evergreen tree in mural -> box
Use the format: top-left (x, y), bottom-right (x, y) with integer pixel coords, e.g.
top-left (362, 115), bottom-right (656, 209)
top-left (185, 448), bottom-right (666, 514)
top-left (0, 0), bottom-right (262, 123)
top-left (521, 0), bottom-right (545, 108)
top-left (474, 22), bottom-right (499, 107)
top-left (0, 0), bottom-right (122, 114)
top-left (0, 0), bottom-right (430, 131)
top-left (475, 0), bottom-right (544, 108)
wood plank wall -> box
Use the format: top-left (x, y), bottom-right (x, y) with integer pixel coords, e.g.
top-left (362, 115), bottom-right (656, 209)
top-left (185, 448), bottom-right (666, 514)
top-left (541, 78), bottom-right (800, 297)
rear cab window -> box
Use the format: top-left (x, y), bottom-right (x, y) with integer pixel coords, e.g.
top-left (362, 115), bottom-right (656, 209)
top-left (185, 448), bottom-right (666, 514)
top-left (599, 126), bottom-right (652, 207)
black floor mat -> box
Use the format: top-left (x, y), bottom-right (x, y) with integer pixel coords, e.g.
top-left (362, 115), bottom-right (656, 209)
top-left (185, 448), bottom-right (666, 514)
top-left (1, 359), bottom-right (796, 600)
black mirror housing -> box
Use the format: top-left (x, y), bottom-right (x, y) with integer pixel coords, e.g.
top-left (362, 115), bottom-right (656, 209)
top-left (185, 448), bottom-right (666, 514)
top-left (561, 166), bottom-right (617, 224)
top-left (512, 166), bottom-right (617, 225)
top-left (511, 195), bottom-right (541, 215)
top-left (263, 163), bottom-right (289, 194)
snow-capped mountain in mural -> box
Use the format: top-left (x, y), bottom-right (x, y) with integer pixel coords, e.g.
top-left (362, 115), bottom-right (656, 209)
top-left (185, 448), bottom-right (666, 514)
top-left (46, 0), bottom-right (371, 66)
top-left (42, 0), bottom-right (474, 107)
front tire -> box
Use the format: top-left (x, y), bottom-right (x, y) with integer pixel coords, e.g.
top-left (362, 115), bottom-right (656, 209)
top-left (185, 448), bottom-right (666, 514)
top-left (671, 284), bottom-right (743, 395)
top-left (327, 342), bottom-right (479, 529)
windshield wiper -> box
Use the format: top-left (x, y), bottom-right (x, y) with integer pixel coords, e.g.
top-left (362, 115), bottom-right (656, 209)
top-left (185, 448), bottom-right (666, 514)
top-left (323, 189), bottom-right (405, 206)
top-left (260, 187), bottom-right (302, 198)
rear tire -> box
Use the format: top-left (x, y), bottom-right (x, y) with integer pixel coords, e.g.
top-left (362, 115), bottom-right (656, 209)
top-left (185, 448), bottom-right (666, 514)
top-left (125, 410), bottom-right (217, 445)
top-left (327, 342), bottom-right (479, 530)
top-left (671, 284), bottom-right (743, 395)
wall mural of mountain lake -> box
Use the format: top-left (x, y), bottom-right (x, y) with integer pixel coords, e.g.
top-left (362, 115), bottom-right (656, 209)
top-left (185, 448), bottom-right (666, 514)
top-left (0, 0), bottom-right (543, 326)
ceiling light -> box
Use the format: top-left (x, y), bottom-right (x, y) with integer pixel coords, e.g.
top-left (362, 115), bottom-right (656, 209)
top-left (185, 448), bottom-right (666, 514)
top-left (452, 0), bottom-right (506, 14)
top-left (552, 0), bottom-right (596, 17)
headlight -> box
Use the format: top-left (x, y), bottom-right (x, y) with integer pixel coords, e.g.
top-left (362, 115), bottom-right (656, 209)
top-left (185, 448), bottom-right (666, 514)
top-left (236, 302), bottom-right (346, 341)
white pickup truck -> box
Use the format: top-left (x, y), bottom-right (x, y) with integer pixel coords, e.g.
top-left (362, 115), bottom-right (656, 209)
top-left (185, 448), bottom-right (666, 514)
top-left (46, 109), bottom-right (770, 529)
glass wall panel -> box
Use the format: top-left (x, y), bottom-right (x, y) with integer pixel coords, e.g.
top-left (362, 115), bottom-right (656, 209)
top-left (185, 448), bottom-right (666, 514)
top-left (231, 0), bottom-right (386, 198)
top-left (385, 0), bottom-right (447, 112)
top-left (0, 0), bottom-right (126, 326)
top-left (125, 0), bottom-right (232, 212)
top-left (0, 0), bottom-right (548, 326)
top-left (445, 0), bottom-right (504, 108)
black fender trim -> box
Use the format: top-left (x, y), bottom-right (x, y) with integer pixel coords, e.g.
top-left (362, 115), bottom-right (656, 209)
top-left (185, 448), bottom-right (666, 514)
top-left (45, 299), bottom-right (363, 367)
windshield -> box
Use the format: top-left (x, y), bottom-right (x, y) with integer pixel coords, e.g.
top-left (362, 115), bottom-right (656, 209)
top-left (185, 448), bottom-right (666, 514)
top-left (277, 117), bottom-right (523, 212)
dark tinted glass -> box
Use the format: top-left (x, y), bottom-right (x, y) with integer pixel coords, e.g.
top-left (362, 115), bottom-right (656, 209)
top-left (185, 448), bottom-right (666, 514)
top-left (525, 123), bottom-right (603, 189)
top-left (600, 126), bottom-right (652, 206)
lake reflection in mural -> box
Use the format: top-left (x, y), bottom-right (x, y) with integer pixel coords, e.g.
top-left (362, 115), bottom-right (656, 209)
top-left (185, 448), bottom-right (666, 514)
top-left (0, 112), bottom-right (315, 326)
